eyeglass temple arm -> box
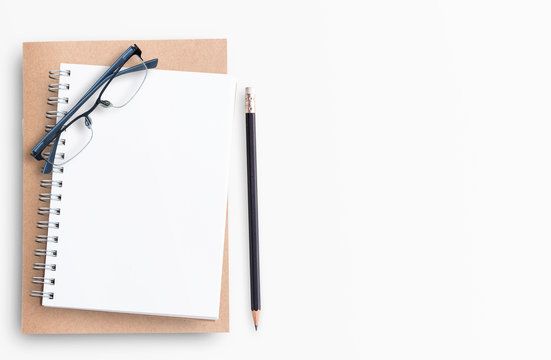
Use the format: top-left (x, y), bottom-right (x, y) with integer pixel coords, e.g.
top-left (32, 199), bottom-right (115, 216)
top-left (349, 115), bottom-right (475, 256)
top-left (115, 59), bottom-right (158, 77)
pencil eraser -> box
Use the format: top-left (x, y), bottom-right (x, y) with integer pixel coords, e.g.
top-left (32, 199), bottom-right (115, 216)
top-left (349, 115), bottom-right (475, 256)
top-left (245, 87), bottom-right (255, 95)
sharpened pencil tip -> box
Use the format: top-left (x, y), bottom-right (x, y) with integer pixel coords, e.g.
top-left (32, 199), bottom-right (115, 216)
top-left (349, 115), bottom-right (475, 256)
top-left (252, 310), bottom-right (260, 331)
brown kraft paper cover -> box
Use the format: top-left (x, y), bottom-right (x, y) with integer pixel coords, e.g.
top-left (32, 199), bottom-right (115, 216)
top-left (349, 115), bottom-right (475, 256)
top-left (22, 40), bottom-right (229, 333)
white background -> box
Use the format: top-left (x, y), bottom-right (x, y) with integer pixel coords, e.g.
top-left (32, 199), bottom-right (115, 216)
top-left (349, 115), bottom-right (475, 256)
top-left (1, 0), bottom-right (551, 359)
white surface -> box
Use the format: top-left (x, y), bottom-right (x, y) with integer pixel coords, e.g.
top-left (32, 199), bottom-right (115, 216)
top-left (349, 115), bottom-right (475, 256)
top-left (41, 64), bottom-right (235, 319)
top-left (2, 0), bottom-right (551, 359)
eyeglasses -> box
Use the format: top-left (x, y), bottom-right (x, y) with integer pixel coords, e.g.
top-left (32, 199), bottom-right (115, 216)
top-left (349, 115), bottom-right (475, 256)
top-left (31, 44), bottom-right (159, 174)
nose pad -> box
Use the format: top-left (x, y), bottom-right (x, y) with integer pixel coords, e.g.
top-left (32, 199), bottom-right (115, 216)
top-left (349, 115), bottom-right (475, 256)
top-left (99, 100), bottom-right (112, 108)
top-left (84, 116), bottom-right (92, 129)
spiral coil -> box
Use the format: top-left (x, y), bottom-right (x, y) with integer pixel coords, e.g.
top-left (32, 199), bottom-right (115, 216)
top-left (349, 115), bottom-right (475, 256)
top-left (47, 97), bottom-right (68, 105)
top-left (35, 235), bottom-right (58, 243)
top-left (30, 291), bottom-right (54, 299)
top-left (48, 70), bottom-right (71, 79)
top-left (37, 207), bottom-right (61, 215)
top-left (31, 69), bottom-right (71, 300)
top-left (46, 110), bottom-right (67, 119)
top-left (48, 83), bottom-right (69, 92)
top-left (39, 193), bottom-right (62, 202)
top-left (32, 277), bottom-right (55, 285)
top-left (34, 249), bottom-right (58, 257)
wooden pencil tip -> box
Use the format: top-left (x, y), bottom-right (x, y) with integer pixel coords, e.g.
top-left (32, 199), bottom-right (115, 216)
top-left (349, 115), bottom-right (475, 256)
top-left (252, 310), bottom-right (260, 331)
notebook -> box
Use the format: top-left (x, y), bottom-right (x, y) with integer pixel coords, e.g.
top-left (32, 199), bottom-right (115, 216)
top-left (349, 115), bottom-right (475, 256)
top-left (22, 40), bottom-right (232, 333)
top-left (33, 63), bottom-right (235, 319)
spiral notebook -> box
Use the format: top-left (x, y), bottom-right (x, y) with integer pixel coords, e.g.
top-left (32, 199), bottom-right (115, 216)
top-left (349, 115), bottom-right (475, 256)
top-left (32, 63), bottom-right (235, 319)
top-left (22, 40), bottom-right (232, 333)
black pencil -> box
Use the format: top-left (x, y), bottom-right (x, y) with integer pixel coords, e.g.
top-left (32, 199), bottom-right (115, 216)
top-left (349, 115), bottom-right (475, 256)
top-left (245, 87), bottom-right (261, 331)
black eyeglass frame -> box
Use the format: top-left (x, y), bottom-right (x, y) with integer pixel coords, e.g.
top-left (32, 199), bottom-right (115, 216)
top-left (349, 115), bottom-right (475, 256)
top-left (31, 44), bottom-right (158, 174)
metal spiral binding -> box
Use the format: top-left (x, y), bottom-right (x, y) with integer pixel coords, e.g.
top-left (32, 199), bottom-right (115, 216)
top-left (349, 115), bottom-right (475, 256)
top-left (35, 235), bottom-right (58, 243)
top-left (48, 83), bottom-right (69, 92)
top-left (40, 180), bottom-right (63, 188)
top-left (39, 193), bottom-right (61, 202)
top-left (43, 152), bottom-right (65, 160)
top-left (31, 69), bottom-right (71, 300)
top-left (47, 97), bottom-right (68, 105)
top-left (46, 110), bottom-right (67, 119)
top-left (37, 221), bottom-right (59, 229)
top-left (32, 277), bottom-right (55, 285)
top-left (30, 291), bottom-right (54, 299)
top-left (33, 263), bottom-right (56, 271)
top-left (48, 70), bottom-right (70, 79)
top-left (34, 249), bottom-right (58, 257)
top-left (43, 165), bottom-right (64, 174)
top-left (37, 207), bottom-right (60, 215)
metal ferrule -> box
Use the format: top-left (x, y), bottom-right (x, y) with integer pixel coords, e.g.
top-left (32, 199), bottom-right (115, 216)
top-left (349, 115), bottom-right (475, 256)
top-left (246, 93), bottom-right (256, 114)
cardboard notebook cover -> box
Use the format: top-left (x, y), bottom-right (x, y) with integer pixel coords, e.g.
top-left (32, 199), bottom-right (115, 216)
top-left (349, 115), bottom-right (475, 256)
top-left (22, 40), bottom-right (229, 334)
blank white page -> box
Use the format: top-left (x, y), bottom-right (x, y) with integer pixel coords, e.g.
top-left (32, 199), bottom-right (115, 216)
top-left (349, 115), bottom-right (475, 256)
top-left (41, 64), bottom-right (235, 319)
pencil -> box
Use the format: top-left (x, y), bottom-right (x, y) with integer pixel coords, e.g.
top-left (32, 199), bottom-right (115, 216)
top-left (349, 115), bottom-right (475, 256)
top-left (245, 87), bottom-right (261, 331)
